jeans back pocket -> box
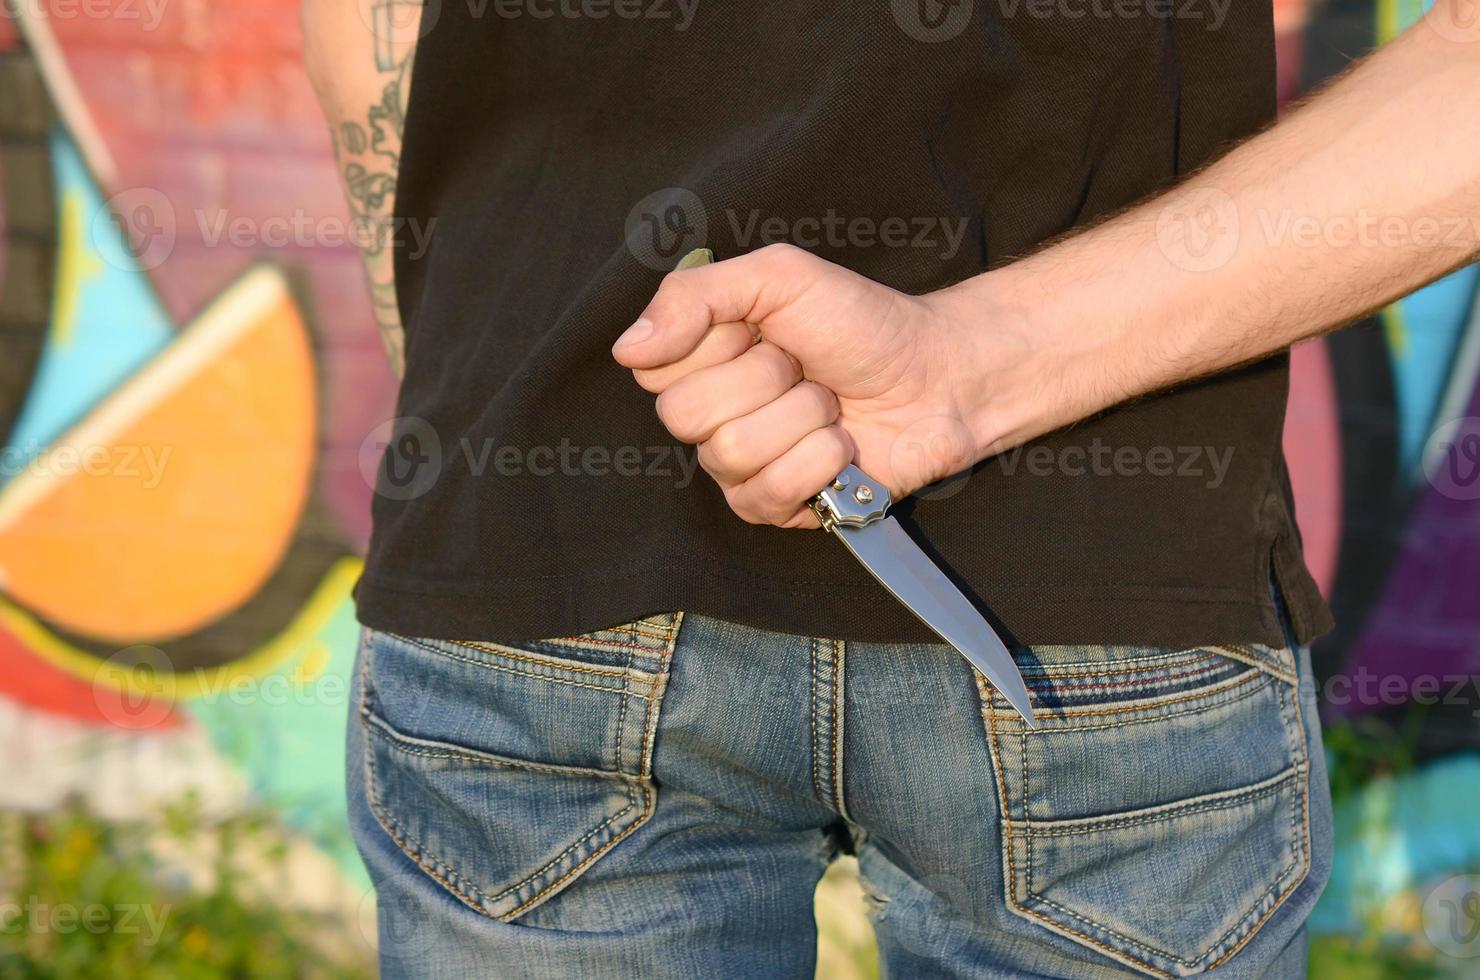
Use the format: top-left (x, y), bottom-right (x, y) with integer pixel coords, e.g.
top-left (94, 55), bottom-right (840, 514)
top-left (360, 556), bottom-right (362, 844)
top-left (979, 643), bottom-right (1313, 977)
top-left (357, 615), bottom-right (682, 921)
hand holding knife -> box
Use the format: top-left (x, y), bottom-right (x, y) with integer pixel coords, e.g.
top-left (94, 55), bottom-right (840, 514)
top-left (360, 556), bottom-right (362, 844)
top-left (673, 248), bottom-right (1036, 726)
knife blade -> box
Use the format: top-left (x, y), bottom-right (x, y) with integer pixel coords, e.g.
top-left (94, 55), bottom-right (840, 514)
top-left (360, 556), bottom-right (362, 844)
top-left (810, 465), bottom-right (1037, 727)
top-left (673, 248), bottom-right (1036, 726)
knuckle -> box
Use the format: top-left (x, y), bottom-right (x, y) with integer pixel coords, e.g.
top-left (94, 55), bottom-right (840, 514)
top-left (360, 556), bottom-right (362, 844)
top-left (705, 424), bottom-right (747, 473)
top-left (806, 382), bottom-right (840, 420)
top-left (756, 343), bottom-right (801, 389)
top-left (824, 427), bottom-right (854, 468)
top-left (762, 241), bottom-right (806, 263)
top-left (631, 367), bottom-right (667, 394)
top-left (724, 487), bottom-right (767, 526)
top-left (754, 466), bottom-right (799, 513)
top-left (658, 268), bottom-right (694, 294)
top-left (654, 389), bottom-right (702, 442)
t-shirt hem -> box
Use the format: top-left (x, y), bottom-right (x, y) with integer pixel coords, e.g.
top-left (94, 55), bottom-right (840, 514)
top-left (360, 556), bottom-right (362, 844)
top-left (353, 567), bottom-right (1330, 650)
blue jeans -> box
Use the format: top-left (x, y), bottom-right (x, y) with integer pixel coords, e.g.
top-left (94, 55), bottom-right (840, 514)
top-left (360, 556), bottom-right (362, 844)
top-left (348, 613), bottom-right (1332, 978)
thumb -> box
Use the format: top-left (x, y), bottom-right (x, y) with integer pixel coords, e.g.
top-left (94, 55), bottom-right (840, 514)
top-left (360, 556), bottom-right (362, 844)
top-left (612, 244), bottom-right (821, 369)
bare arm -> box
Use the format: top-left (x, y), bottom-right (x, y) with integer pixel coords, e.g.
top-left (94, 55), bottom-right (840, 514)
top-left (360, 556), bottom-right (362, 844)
top-left (940, 2), bottom-right (1480, 457)
top-left (615, 4), bottom-right (1480, 527)
top-left (301, 0), bottom-right (422, 378)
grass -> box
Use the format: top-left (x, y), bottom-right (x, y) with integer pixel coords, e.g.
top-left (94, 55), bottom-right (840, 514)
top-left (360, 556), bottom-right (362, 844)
top-left (0, 799), bottom-right (373, 979)
top-left (2, 727), bottom-right (1471, 980)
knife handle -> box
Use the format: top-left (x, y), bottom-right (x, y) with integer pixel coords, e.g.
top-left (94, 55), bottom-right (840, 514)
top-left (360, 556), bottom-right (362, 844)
top-left (810, 464), bottom-right (892, 531)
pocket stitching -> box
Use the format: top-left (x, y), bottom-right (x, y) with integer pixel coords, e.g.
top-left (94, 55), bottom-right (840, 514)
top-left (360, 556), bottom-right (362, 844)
top-left (386, 633), bottom-right (641, 693)
top-left (363, 711), bottom-right (639, 780)
top-left (359, 619), bottom-right (680, 923)
top-left (1019, 765), bottom-right (1304, 836)
top-left (1021, 652), bottom-right (1217, 677)
top-left (986, 685), bottom-right (1176, 978)
top-left (989, 669), bottom-right (1271, 730)
top-left (1026, 659), bottom-right (1242, 695)
top-left (982, 665), bottom-right (1315, 977)
top-left (1024, 852), bottom-right (1304, 970)
top-left (1017, 646), bottom-right (1240, 673)
top-left (1015, 673), bottom-right (1274, 734)
top-left (1204, 677), bottom-right (1315, 970)
top-left (499, 647), bottom-right (675, 920)
top-left (361, 684), bottom-right (647, 921)
top-left (485, 788), bottom-right (640, 904)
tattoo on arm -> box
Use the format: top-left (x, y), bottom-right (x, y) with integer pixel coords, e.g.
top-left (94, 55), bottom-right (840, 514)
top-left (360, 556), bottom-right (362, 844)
top-left (326, 0), bottom-right (423, 379)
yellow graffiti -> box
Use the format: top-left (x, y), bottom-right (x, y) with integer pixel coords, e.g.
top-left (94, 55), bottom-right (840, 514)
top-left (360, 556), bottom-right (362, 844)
top-left (52, 187), bottom-right (104, 348)
top-left (0, 557), bottom-right (362, 702)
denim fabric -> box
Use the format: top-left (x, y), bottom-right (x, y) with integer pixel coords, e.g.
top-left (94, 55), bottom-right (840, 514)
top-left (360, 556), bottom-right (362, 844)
top-left (347, 612), bottom-right (1333, 978)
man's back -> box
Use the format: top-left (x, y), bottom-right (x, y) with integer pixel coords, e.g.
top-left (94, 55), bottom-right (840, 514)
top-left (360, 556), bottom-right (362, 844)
top-left (355, 0), bottom-right (1331, 649)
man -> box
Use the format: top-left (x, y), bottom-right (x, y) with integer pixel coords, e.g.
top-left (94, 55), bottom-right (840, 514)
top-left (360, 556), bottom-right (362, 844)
top-left (303, 1), bottom-right (1480, 976)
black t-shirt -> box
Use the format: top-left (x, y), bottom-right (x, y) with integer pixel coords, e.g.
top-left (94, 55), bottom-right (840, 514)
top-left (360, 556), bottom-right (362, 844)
top-left (355, 2), bottom-right (1334, 648)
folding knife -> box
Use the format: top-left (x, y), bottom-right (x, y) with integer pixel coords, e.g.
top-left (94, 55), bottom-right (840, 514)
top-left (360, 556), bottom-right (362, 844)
top-left (675, 248), bottom-right (1036, 726)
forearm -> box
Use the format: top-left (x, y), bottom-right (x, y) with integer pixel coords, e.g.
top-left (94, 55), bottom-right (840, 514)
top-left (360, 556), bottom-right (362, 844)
top-left (939, 5), bottom-right (1480, 460)
top-left (301, 0), bottom-right (421, 378)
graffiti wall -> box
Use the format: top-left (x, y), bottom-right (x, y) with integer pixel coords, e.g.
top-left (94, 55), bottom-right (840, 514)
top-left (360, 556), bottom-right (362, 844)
top-left (0, 0), bottom-right (1475, 962)
top-left (0, 0), bottom-right (393, 891)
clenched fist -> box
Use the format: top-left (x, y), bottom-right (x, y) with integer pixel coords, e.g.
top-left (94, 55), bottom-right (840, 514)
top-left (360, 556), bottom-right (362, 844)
top-left (612, 244), bottom-right (1025, 529)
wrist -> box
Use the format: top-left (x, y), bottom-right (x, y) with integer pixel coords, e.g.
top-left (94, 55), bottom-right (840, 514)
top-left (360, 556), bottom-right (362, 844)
top-left (925, 266), bottom-right (1109, 464)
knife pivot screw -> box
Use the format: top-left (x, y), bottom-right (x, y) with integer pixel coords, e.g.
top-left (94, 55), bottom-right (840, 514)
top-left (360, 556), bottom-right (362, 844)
top-left (854, 484), bottom-right (875, 504)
